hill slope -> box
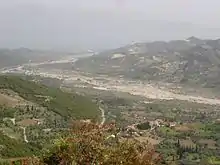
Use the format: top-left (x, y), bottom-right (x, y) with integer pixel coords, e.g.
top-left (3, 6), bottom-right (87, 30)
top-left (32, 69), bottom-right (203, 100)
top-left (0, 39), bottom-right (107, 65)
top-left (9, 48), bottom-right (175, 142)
top-left (74, 37), bottom-right (220, 89)
top-left (0, 76), bottom-right (100, 119)
top-left (0, 75), bottom-right (100, 159)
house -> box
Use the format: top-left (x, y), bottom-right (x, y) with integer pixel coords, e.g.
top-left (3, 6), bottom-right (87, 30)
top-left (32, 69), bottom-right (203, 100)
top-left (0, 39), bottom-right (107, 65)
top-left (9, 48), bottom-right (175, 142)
top-left (149, 119), bottom-right (165, 130)
top-left (169, 122), bottom-right (177, 127)
top-left (33, 118), bottom-right (44, 125)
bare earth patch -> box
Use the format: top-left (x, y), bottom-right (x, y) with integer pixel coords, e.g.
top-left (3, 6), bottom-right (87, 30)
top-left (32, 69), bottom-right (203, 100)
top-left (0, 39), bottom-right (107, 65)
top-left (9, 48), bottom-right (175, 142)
top-left (0, 93), bottom-right (20, 107)
top-left (0, 89), bottom-right (27, 107)
top-left (0, 89), bottom-right (34, 107)
top-left (174, 125), bottom-right (192, 132)
top-left (135, 135), bottom-right (162, 145)
top-left (180, 139), bottom-right (196, 147)
top-left (198, 139), bottom-right (217, 149)
top-left (17, 119), bottom-right (39, 127)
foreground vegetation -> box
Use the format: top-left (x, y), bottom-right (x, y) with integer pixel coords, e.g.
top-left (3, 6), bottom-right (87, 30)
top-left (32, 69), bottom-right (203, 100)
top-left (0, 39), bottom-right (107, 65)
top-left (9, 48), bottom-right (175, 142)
top-left (0, 122), bottom-right (161, 165)
top-left (42, 122), bottom-right (161, 165)
top-left (1, 121), bottom-right (219, 165)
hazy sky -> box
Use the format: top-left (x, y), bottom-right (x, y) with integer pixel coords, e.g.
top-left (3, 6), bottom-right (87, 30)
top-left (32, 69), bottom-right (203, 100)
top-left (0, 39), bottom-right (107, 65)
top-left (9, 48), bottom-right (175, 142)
top-left (0, 0), bottom-right (220, 50)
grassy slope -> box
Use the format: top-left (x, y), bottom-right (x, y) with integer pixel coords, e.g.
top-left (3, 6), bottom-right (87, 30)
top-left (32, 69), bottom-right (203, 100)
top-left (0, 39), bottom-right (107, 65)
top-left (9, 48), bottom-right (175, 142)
top-left (0, 132), bottom-right (38, 158)
top-left (0, 75), bottom-right (101, 159)
top-left (0, 75), bottom-right (100, 120)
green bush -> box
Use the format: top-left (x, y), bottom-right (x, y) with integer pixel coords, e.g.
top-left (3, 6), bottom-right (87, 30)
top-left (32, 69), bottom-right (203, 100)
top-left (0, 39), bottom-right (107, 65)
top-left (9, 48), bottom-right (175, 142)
top-left (137, 122), bottom-right (151, 130)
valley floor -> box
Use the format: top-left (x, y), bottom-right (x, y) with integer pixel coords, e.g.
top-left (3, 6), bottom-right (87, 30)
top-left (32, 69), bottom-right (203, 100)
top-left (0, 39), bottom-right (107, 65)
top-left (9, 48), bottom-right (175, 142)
top-left (4, 61), bottom-right (220, 106)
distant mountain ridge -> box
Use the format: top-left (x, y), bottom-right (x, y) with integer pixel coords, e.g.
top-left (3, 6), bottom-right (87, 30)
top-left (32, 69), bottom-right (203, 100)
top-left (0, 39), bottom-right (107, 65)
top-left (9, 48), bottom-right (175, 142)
top-left (0, 48), bottom-right (74, 68)
top-left (74, 37), bottom-right (220, 89)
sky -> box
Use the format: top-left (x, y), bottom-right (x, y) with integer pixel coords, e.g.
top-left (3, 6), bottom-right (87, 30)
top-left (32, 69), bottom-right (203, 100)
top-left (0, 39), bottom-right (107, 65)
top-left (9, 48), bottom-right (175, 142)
top-left (0, 0), bottom-right (220, 51)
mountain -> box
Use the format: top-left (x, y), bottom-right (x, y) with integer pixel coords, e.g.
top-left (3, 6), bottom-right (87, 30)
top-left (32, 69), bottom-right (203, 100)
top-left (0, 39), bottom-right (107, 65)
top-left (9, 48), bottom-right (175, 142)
top-left (0, 48), bottom-right (73, 68)
top-left (74, 37), bottom-right (220, 89)
top-left (0, 75), bottom-right (100, 159)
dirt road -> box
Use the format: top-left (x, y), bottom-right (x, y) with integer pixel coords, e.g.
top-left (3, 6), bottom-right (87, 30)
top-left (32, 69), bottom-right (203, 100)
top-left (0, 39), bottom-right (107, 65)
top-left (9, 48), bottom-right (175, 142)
top-left (3, 58), bottom-right (220, 106)
top-left (99, 107), bottom-right (106, 125)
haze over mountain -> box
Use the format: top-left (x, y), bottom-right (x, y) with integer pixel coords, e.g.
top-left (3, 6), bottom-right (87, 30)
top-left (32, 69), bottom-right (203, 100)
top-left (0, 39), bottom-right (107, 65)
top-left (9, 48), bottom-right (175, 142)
top-left (0, 0), bottom-right (220, 50)
top-left (75, 37), bottom-right (220, 90)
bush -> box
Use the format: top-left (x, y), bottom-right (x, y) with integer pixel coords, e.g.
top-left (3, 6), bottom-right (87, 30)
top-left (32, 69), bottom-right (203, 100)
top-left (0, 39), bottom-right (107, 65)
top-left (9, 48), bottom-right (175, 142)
top-left (137, 122), bottom-right (151, 130)
top-left (41, 121), bottom-right (162, 165)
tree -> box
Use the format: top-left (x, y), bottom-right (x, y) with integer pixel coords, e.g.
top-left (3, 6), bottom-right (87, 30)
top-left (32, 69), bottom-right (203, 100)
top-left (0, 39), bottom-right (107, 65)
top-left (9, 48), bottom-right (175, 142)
top-left (195, 145), bottom-right (199, 153)
top-left (41, 121), bottom-right (162, 165)
top-left (177, 139), bottom-right (180, 147)
top-left (31, 105), bottom-right (34, 111)
top-left (137, 122), bottom-right (151, 130)
top-left (177, 146), bottom-right (184, 160)
top-left (26, 105), bottom-right (30, 112)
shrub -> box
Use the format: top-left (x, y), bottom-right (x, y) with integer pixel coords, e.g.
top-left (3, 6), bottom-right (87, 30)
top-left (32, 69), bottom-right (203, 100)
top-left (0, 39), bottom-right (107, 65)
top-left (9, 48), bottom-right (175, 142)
top-left (137, 122), bottom-right (151, 130)
top-left (41, 121), bottom-right (162, 165)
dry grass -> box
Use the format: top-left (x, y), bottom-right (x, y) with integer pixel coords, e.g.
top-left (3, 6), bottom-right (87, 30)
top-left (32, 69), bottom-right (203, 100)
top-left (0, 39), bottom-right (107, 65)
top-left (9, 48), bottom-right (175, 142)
top-left (174, 125), bottom-right (192, 132)
top-left (3, 157), bottom-right (41, 165)
top-left (17, 119), bottom-right (39, 127)
top-left (135, 136), bottom-right (162, 145)
top-left (0, 89), bottom-right (29, 107)
top-left (174, 122), bottom-right (203, 132)
top-left (0, 93), bottom-right (20, 107)
top-left (198, 139), bottom-right (217, 149)
top-left (180, 139), bottom-right (196, 147)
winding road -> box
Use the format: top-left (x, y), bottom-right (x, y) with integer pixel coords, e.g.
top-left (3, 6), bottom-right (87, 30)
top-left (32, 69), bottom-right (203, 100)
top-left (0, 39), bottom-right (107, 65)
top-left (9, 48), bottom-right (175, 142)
top-left (99, 107), bottom-right (106, 125)
top-left (21, 127), bottom-right (28, 143)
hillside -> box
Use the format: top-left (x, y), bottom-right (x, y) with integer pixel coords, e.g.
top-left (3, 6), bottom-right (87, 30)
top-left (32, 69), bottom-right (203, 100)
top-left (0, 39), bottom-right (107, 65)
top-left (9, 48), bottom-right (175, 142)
top-left (0, 76), bottom-right (100, 119)
top-left (0, 75), bottom-right (100, 159)
top-left (0, 131), bottom-right (39, 158)
top-left (74, 37), bottom-right (220, 89)
top-left (0, 48), bottom-right (73, 69)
